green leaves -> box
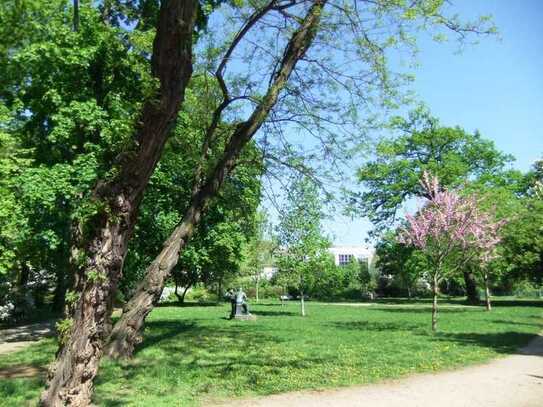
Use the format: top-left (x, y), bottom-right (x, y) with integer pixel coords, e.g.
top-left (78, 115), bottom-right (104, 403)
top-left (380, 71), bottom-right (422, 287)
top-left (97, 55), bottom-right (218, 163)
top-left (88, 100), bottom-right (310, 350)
top-left (275, 176), bottom-right (330, 294)
top-left (355, 108), bottom-right (513, 232)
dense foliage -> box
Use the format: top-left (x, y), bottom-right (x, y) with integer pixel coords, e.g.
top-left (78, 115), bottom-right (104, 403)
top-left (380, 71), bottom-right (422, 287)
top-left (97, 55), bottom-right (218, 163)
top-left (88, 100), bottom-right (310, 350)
top-left (354, 108), bottom-right (514, 232)
top-left (374, 158), bottom-right (543, 302)
top-left (0, 2), bottom-right (262, 322)
top-left (0, 1), bottom-right (152, 320)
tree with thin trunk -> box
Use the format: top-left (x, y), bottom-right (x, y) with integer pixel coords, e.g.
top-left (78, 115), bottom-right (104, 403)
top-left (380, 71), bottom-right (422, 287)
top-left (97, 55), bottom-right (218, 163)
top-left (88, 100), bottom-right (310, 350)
top-left (39, 1), bottom-right (198, 405)
top-left (241, 212), bottom-right (273, 303)
top-left (275, 175), bottom-right (329, 316)
top-left (398, 172), bottom-right (503, 331)
top-left (355, 108), bottom-right (512, 304)
top-left (469, 211), bottom-right (506, 311)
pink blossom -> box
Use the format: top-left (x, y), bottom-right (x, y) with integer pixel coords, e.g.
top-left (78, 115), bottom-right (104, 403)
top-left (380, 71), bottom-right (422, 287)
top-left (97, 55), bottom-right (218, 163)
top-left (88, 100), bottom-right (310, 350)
top-left (398, 172), bottom-right (506, 269)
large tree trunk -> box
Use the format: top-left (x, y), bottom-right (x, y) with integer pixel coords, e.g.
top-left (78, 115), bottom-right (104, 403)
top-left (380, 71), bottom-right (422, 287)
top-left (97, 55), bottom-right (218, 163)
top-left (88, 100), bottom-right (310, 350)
top-left (105, 0), bottom-right (327, 360)
top-left (432, 274), bottom-right (438, 332)
top-left (104, 213), bottom-right (203, 359)
top-left (463, 270), bottom-right (480, 305)
top-left (39, 2), bottom-right (197, 405)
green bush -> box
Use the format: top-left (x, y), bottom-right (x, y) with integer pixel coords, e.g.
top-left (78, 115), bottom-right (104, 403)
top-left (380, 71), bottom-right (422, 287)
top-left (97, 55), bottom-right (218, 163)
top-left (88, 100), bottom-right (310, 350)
top-left (513, 281), bottom-right (543, 298)
top-left (246, 285), bottom-right (283, 299)
top-left (186, 286), bottom-right (218, 303)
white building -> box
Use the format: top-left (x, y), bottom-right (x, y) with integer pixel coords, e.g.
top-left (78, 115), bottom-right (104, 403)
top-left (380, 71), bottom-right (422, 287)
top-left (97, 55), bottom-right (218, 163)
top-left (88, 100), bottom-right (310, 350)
top-left (328, 244), bottom-right (375, 268)
top-left (261, 244), bottom-right (375, 280)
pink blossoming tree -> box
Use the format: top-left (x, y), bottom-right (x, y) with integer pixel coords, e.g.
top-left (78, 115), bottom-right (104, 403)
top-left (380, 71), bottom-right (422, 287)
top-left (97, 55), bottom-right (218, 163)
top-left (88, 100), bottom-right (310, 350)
top-left (398, 172), bottom-right (505, 330)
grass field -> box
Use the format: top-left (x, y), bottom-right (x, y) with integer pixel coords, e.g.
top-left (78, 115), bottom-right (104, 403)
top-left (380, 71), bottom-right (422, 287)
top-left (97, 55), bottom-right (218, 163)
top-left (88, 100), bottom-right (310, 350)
top-left (0, 299), bottom-right (541, 406)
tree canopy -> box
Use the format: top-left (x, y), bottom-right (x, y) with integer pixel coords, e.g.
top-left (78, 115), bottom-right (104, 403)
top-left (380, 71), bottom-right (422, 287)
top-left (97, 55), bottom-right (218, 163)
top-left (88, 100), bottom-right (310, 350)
top-left (354, 108), bottom-right (514, 232)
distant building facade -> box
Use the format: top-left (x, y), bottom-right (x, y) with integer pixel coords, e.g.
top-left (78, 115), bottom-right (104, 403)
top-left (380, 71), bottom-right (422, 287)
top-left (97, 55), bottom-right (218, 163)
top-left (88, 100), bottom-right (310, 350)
top-left (328, 245), bottom-right (375, 268)
top-left (261, 244), bottom-right (375, 280)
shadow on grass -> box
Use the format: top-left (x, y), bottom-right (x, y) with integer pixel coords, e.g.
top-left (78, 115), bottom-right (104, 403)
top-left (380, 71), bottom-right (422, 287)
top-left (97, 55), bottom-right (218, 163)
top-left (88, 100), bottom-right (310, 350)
top-left (155, 301), bottom-right (221, 308)
top-left (372, 298), bottom-right (543, 308)
top-left (490, 319), bottom-right (543, 328)
top-left (485, 300), bottom-right (543, 307)
top-left (432, 331), bottom-right (542, 356)
top-left (369, 307), bottom-right (475, 314)
top-left (95, 320), bottom-right (330, 406)
top-left (134, 320), bottom-right (198, 351)
top-left (251, 310), bottom-right (297, 317)
top-left (329, 320), bottom-right (421, 332)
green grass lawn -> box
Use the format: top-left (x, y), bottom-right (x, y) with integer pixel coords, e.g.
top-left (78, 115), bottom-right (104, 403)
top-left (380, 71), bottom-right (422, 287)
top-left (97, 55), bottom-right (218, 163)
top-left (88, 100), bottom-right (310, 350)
top-left (1, 299), bottom-right (541, 406)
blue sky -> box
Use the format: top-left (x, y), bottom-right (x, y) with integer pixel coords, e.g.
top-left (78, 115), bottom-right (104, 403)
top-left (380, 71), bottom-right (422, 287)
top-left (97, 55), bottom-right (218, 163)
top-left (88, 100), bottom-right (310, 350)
top-left (322, 0), bottom-right (543, 246)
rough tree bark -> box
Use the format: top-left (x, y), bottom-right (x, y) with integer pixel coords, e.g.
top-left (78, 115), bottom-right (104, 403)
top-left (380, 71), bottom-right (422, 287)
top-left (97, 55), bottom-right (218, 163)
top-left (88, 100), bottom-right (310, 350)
top-left (39, 1), bottom-right (198, 405)
top-left (105, 0), bottom-right (327, 359)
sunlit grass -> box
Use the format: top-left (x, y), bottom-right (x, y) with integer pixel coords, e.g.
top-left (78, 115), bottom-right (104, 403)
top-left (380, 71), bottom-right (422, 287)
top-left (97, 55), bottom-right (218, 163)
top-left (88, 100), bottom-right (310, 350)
top-left (0, 299), bottom-right (541, 406)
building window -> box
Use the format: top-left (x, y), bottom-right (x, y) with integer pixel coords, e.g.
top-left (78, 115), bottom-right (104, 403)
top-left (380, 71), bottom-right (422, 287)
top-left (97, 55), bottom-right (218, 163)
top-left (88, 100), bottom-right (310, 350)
top-left (338, 254), bottom-right (354, 266)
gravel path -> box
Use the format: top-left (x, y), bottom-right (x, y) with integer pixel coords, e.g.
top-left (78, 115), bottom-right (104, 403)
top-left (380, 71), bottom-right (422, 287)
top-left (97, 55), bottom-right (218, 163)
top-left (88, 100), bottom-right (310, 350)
top-left (0, 321), bottom-right (56, 355)
top-left (215, 334), bottom-right (543, 407)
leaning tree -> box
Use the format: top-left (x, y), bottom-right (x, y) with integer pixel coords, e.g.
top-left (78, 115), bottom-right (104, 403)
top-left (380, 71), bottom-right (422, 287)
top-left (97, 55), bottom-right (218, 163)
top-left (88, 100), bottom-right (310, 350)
top-left (4, 0), bottom-right (493, 403)
top-left (106, 0), bottom-right (495, 363)
top-left (38, 1), bottom-right (199, 405)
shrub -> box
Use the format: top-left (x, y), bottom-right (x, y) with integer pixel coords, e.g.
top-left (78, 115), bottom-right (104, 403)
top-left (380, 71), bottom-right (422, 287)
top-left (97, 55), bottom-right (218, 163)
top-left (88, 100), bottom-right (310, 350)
top-left (513, 281), bottom-right (543, 298)
top-left (186, 286), bottom-right (218, 303)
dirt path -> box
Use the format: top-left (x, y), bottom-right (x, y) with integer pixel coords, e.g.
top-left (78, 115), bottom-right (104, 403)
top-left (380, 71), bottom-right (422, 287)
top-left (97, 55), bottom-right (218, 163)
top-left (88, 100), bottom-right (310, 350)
top-left (216, 334), bottom-right (543, 407)
top-left (0, 321), bottom-right (56, 355)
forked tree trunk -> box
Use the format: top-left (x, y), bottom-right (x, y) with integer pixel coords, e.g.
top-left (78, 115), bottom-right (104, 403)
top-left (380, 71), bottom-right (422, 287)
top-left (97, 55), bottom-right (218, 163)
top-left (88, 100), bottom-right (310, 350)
top-left (180, 286), bottom-right (190, 304)
top-left (39, 2), bottom-right (197, 405)
top-left (106, 0), bottom-right (327, 359)
top-left (484, 273), bottom-right (492, 311)
top-left (432, 274), bottom-right (439, 332)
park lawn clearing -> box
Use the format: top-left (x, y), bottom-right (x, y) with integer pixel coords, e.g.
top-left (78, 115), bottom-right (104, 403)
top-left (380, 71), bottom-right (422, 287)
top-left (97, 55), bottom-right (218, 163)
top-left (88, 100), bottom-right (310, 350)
top-left (0, 299), bottom-right (541, 406)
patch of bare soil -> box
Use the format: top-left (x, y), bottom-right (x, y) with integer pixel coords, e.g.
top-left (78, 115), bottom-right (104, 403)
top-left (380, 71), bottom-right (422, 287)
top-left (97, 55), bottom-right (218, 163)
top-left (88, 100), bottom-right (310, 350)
top-left (0, 364), bottom-right (46, 379)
